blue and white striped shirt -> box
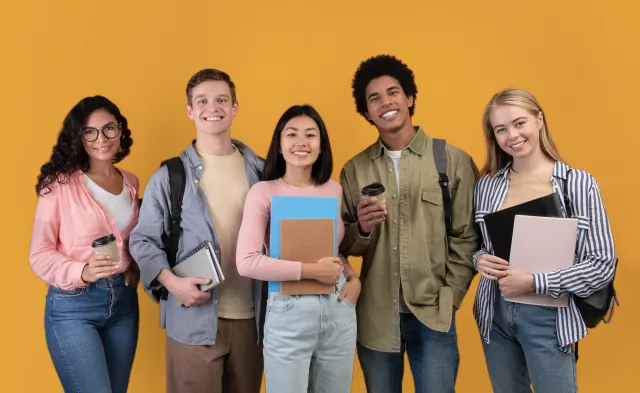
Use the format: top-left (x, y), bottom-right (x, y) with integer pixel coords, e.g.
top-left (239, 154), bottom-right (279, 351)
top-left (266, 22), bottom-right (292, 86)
top-left (472, 161), bottom-right (617, 350)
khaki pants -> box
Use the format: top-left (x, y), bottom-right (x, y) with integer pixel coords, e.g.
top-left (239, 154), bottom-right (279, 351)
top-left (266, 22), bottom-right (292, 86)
top-left (166, 318), bottom-right (263, 393)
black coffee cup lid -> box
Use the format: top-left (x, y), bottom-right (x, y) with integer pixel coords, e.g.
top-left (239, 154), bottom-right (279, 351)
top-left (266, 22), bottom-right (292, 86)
top-left (361, 182), bottom-right (386, 197)
top-left (92, 234), bottom-right (116, 248)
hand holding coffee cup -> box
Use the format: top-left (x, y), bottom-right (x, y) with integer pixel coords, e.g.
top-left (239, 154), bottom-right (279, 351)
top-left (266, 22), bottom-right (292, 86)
top-left (82, 254), bottom-right (119, 283)
top-left (358, 182), bottom-right (388, 235)
top-left (81, 234), bottom-right (120, 283)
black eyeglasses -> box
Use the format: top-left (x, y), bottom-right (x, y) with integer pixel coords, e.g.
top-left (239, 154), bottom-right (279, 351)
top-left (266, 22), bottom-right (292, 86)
top-left (82, 123), bottom-right (122, 142)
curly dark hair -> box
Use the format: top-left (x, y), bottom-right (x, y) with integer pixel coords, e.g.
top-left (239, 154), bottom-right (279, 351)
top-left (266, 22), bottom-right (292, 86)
top-left (35, 95), bottom-right (133, 196)
top-left (352, 54), bottom-right (418, 125)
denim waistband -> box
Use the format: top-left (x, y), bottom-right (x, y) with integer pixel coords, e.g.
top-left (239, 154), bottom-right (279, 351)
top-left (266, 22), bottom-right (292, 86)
top-left (89, 273), bottom-right (126, 288)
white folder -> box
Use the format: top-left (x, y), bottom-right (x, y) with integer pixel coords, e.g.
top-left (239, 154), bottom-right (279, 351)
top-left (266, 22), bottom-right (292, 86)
top-left (504, 215), bottom-right (578, 307)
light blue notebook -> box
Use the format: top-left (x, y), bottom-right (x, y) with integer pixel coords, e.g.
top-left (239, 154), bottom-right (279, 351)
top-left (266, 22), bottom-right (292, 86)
top-left (268, 195), bottom-right (339, 292)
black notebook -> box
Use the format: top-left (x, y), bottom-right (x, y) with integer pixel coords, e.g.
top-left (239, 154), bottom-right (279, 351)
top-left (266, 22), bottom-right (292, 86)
top-left (484, 193), bottom-right (564, 262)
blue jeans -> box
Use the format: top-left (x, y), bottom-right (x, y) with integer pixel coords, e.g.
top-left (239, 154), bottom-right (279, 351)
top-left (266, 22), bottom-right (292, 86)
top-left (482, 293), bottom-right (577, 393)
top-left (263, 276), bottom-right (357, 393)
top-left (357, 312), bottom-right (459, 393)
top-left (44, 273), bottom-right (139, 393)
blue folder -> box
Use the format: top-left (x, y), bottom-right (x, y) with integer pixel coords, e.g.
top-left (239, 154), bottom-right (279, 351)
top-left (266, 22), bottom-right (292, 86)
top-left (268, 195), bottom-right (339, 292)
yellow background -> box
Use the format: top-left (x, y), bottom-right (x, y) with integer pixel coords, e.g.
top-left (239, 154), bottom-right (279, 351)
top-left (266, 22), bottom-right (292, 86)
top-left (1, 0), bottom-right (638, 392)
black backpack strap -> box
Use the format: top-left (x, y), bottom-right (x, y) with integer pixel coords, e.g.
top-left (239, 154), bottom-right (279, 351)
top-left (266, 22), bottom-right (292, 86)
top-left (161, 157), bottom-right (186, 268)
top-left (153, 157), bottom-right (186, 302)
top-left (432, 138), bottom-right (452, 237)
top-left (562, 168), bottom-right (573, 219)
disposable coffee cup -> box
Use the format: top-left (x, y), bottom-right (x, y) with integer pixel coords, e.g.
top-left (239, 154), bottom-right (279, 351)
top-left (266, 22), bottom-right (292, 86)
top-left (361, 182), bottom-right (387, 208)
top-left (92, 234), bottom-right (120, 264)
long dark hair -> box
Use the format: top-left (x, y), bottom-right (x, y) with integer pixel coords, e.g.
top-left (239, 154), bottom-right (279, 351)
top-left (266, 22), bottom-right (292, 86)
top-left (263, 105), bottom-right (333, 184)
top-left (35, 96), bottom-right (133, 195)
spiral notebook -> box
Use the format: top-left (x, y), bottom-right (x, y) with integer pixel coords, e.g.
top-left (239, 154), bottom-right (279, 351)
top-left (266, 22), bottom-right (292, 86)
top-left (171, 240), bottom-right (225, 292)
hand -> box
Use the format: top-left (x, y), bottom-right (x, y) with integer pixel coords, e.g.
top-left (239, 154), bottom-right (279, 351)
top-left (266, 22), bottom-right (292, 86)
top-left (302, 257), bottom-right (343, 285)
top-left (477, 254), bottom-right (509, 280)
top-left (125, 267), bottom-right (139, 287)
top-left (339, 275), bottom-right (361, 305)
top-left (159, 270), bottom-right (211, 307)
top-left (498, 270), bottom-right (535, 297)
top-left (82, 254), bottom-right (119, 283)
top-left (357, 197), bottom-right (387, 235)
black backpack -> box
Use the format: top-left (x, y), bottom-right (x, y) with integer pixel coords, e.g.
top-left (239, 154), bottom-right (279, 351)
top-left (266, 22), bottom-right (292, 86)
top-left (139, 157), bottom-right (186, 303)
top-left (432, 138), bottom-right (453, 237)
top-left (562, 169), bottom-right (619, 330)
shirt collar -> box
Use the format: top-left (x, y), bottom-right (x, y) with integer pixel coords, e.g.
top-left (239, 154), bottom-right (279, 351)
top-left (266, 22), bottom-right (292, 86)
top-left (370, 126), bottom-right (428, 159)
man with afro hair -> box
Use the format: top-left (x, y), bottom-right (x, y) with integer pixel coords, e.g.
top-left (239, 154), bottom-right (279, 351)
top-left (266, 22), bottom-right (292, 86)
top-left (339, 54), bottom-right (480, 393)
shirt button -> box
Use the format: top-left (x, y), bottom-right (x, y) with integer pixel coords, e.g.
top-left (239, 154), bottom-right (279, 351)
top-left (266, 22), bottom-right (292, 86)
top-left (388, 168), bottom-right (393, 172)
top-left (195, 179), bottom-right (199, 184)
top-left (393, 246), bottom-right (398, 250)
top-left (393, 299), bottom-right (397, 303)
top-left (213, 300), bottom-right (218, 304)
top-left (392, 194), bottom-right (397, 199)
top-left (394, 273), bottom-right (398, 277)
top-left (393, 219), bottom-right (398, 224)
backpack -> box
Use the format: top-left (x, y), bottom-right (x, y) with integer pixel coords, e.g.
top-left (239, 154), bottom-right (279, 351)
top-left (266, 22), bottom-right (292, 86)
top-left (562, 168), bottom-right (619, 362)
top-left (139, 157), bottom-right (186, 303)
top-left (562, 169), bottom-right (619, 329)
top-left (432, 138), bottom-right (453, 237)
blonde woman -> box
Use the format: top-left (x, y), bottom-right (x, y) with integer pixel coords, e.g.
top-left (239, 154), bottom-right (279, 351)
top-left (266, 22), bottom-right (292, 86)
top-left (472, 88), bottom-right (616, 392)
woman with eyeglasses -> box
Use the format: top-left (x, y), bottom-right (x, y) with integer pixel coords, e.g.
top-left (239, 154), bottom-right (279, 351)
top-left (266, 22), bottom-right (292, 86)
top-left (29, 96), bottom-right (140, 393)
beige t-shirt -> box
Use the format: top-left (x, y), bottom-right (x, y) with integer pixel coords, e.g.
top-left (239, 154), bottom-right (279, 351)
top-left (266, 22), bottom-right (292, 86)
top-left (197, 146), bottom-right (254, 319)
top-left (500, 165), bottom-right (555, 210)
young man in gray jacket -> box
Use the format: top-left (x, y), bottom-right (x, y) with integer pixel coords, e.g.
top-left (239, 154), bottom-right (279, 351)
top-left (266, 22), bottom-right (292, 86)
top-left (130, 68), bottom-right (265, 393)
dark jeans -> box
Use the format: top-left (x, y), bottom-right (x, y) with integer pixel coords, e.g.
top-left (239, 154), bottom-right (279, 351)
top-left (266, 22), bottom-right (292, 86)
top-left (358, 312), bottom-right (459, 393)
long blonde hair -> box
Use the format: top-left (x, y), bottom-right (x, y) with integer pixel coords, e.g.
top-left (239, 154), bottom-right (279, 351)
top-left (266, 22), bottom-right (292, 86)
top-left (480, 87), bottom-right (562, 176)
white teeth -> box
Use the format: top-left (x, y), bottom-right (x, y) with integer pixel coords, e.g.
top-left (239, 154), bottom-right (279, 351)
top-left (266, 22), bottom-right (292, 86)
top-left (204, 116), bottom-right (222, 121)
top-left (510, 141), bottom-right (525, 148)
top-left (95, 147), bottom-right (110, 152)
top-left (293, 152), bottom-right (309, 156)
top-left (382, 110), bottom-right (398, 119)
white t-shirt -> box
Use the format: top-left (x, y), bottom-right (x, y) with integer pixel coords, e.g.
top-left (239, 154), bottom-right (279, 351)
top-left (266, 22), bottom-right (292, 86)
top-left (386, 149), bottom-right (402, 192)
top-left (84, 175), bottom-right (132, 232)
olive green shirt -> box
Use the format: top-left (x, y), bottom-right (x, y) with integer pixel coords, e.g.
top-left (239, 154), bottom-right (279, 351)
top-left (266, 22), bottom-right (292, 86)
top-left (339, 127), bottom-right (480, 352)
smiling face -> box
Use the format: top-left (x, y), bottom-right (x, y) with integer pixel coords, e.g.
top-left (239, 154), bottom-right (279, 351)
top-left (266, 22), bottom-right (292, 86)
top-left (490, 104), bottom-right (544, 160)
top-left (186, 80), bottom-right (238, 136)
top-left (364, 75), bottom-right (414, 135)
top-left (279, 115), bottom-right (321, 171)
top-left (81, 108), bottom-right (122, 165)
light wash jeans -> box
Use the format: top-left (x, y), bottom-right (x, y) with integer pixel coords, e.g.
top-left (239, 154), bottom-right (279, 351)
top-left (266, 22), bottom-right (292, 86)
top-left (482, 292), bottom-right (577, 393)
top-left (44, 273), bottom-right (139, 393)
top-left (263, 275), bottom-right (357, 393)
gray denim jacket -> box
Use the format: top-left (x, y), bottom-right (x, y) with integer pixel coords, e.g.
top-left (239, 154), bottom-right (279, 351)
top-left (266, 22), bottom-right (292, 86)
top-left (129, 140), bottom-right (266, 345)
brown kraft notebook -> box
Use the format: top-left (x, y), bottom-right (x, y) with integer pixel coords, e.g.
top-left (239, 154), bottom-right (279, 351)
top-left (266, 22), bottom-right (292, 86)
top-left (280, 218), bottom-right (335, 295)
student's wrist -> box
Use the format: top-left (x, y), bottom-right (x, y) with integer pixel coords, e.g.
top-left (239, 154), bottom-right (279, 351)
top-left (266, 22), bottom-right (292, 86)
top-left (301, 263), bottom-right (318, 280)
top-left (357, 223), bottom-right (371, 237)
top-left (346, 273), bottom-right (359, 283)
top-left (157, 269), bottom-right (177, 289)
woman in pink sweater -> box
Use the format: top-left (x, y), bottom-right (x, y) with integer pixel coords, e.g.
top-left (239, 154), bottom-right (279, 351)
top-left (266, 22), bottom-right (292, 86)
top-left (236, 104), bottom-right (360, 393)
top-left (29, 96), bottom-right (140, 393)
